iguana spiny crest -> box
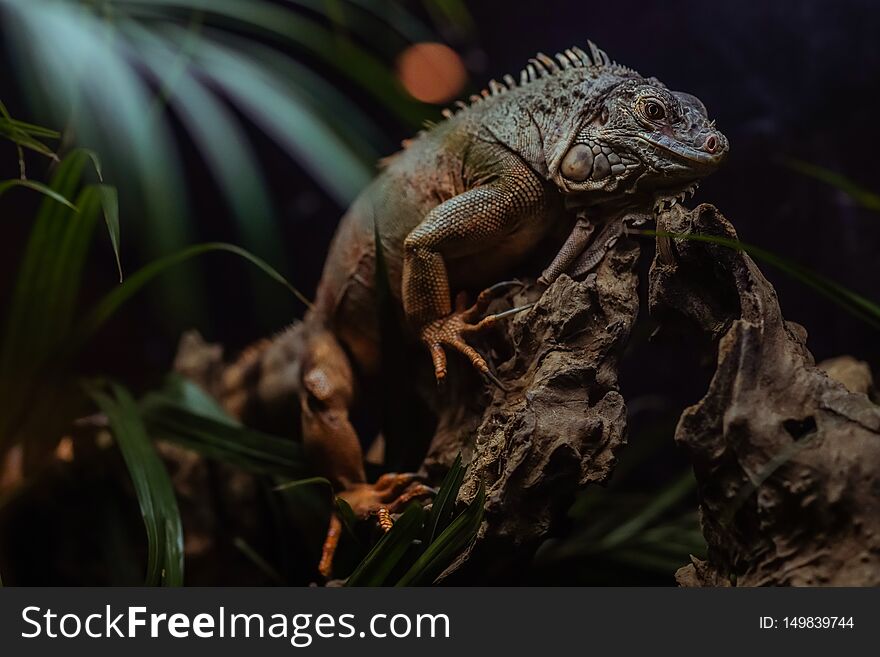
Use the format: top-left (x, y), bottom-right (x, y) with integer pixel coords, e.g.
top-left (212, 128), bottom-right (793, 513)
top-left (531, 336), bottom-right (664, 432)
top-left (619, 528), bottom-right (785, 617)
top-left (435, 40), bottom-right (727, 216)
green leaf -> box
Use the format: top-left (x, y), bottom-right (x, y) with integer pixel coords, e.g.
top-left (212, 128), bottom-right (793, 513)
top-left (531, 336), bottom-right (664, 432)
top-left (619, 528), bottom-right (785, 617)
top-left (783, 158), bottom-right (880, 212)
top-left (0, 178), bottom-right (77, 210)
top-left (147, 374), bottom-right (234, 424)
top-left (346, 503), bottom-right (426, 586)
top-left (86, 381), bottom-right (184, 586)
top-left (121, 24), bottom-right (284, 270)
top-left (140, 376), bottom-right (306, 476)
top-left (0, 127), bottom-right (58, 159)
top-left (0, 101), bottom-right (60, 158)
top-left (0, 151), bottom-right (100, 446)
top-left (71, 242), bottom-right (311, 354)
top-left (97, 184), bottom-right (122, 281)
top-left (639, 229), bottom-right (880, 329)
top-left (596, 472), bottom-right (695, 550)
top-left (274, 477), bottom-right (333, 493)
top-left (397, 484), bottom-right (484, 586)
top-left (334, 497), bottom-right (360, 540)
top-left (424, 452), bottom-right (464, 544)
top-left (233, 537), bottom-right (283, 584)
top-left (80, 149), bottom-right (104, 182)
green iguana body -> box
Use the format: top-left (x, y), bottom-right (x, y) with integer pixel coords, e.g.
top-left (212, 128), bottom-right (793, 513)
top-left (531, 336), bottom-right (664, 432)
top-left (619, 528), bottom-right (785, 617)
top-left (212, 41), bottom-right (728, 576)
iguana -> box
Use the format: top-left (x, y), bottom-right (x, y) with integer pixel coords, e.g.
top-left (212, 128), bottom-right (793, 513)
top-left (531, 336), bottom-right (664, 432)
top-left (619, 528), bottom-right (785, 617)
top-left (179, 41), bottom-right (727, 577)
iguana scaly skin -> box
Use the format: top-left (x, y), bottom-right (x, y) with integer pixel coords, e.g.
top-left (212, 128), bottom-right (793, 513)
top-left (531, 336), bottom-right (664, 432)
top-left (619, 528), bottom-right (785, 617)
top-left (206, 42), bottom-right (728, 576)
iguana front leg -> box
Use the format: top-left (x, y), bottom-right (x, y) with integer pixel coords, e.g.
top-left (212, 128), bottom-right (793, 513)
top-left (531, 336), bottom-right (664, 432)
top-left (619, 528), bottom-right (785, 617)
top-left (540, 210), bottom-right (653, 285)
top-left (538, 211), bottom-right (595, 286)
top-left (402, 155), bottom-right (544, 381)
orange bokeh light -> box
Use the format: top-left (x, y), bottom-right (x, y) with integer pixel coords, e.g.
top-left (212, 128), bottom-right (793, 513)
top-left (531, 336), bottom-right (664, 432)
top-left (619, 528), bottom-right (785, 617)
top-left (396, 42), bottom-right (467, 104)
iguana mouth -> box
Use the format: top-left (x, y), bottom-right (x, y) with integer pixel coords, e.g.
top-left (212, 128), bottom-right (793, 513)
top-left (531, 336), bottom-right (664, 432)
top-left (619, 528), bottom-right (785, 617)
top-left (639, 133), bottom-right (727, 168)
top-left (652, 181), bottom-right (700, 216)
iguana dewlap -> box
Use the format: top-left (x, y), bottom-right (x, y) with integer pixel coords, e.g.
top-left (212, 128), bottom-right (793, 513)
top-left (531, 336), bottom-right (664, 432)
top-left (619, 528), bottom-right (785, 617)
top-left (229, 42), bottom-right (727, 577)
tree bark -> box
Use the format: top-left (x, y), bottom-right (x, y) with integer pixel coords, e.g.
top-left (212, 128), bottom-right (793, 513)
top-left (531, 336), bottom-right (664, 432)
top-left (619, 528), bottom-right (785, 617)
top-left (649, 203), bottom-right (880, 586)
top-left (428, 243), bottom-right (639, 580)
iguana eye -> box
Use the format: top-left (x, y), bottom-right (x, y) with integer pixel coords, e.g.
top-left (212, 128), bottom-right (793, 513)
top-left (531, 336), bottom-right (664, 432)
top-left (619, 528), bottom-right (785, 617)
top-left (644, 101), bottom-right (666, 121)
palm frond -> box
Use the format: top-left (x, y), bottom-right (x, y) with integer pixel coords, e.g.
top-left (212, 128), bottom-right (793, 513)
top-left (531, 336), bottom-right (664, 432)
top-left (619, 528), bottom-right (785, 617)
top-left (637, 229), bottom-right (880, 329)
top-left (783, 157), bottom-right (880, 212)
top-left (0, 0), bottom-right (432, 265)
top-left (0, 150), bottom-right (116, 448)
top-left (87, 380), bottom-right (185, 586)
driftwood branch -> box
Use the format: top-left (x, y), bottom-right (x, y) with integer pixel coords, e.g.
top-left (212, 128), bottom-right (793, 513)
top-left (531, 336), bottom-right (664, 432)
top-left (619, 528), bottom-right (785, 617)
top-left (649, 203), bottom-right (880, 586)
top-left (429, 243), bottom-right (640, 580)
top-left (173, 203), bottom-right (880, 586)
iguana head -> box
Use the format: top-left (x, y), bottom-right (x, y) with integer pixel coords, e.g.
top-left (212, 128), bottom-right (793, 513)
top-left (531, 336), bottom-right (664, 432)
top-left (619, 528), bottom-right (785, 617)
top-left (470, 42), bottom-right (727, 216)
top-left (552, 76), bottom-right (727, 213)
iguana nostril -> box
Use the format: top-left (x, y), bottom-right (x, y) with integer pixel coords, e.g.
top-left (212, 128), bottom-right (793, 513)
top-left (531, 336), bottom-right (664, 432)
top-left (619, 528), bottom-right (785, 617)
top-left (703, 134), bottom-right (719, 154)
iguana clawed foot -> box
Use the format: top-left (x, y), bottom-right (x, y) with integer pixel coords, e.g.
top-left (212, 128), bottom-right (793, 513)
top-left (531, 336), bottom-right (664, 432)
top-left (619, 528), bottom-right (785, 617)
top-left (319, 472), bottom-right (435, 578)
top-left (420, 282), bottom-right (532, 386)
top-left (340, 472), bottom-right (435, 518)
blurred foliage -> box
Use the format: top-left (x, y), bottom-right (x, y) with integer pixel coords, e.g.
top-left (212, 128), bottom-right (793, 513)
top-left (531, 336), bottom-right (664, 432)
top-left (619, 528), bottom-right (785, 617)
top-left (0, 100), bottom-right (71, 206)
top-left (0, 115), bottom-right (480, 584)
top-left (0, 1), bottom-right (485, 586)
top-left (533, 414), bottom-right (705, 585)
top-left (142, 375), bottom-right (308, 477)
top-left (125, 376), bottom-right (482, 586)
top-left (0, 121), bottom-right (311, 585)
top-left (0, 149), bottom-right (119, 454)
top-left (87, 381), bottom-right (184, 586)
top-left (0, 0), bottom-right (457, 321)
top-left (783, 158), bottom-right (880, 213)
top-left (635, 229), bottom-right (880, 329)
top-left (537, 471), bottom-right (703, 582)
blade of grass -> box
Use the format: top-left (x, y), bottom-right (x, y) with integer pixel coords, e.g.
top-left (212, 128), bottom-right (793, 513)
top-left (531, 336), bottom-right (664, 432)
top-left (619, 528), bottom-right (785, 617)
top-left (87, 381), bottom-right (184, 586)
top-left (232, 537), bottom-right (283, 584)
top-left (0, 101), bottom-right (59, 159)
top-left (638, 229), bottom-right (880, 329)
top-left (0, 179), bottom-right (76, 210)
top-left (397, 484), bottom-right (484, 586)
top-left (0, 150), bottom-right (95, 445)
top-left (140, 377), bottom-right (306, 475)
top-left (0, 100), bottom-right (60, 139)
top-left (71, 242), bottom-right (311, 354)
top-left (346, 503), bottom-right (426, 586)
top-left (0, 127), bottom-right (58, 159)
top-left (783, 158), bottom-right (880, 212)
top-left (424, 452), bottom-right (464, 544)
top-left (97, 184), bottom-right (122, 281)
top-left (274, 477), bottom-right (332, 492)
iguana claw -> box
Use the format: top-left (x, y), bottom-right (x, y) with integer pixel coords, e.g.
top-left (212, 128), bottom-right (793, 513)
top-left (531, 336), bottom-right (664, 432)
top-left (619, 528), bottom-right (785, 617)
top-left (420, 285), bottom-right (531, 385)
top-left (319, 472), bottom-right (434, 578)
